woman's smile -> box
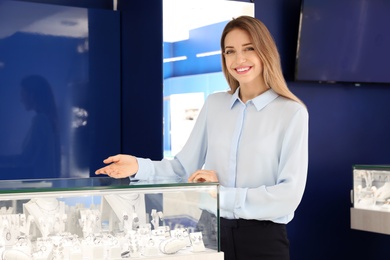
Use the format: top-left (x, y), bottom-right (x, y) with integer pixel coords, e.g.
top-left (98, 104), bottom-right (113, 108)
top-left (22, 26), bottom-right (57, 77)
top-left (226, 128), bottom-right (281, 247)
top-left (235, 66), bottom-right (252, 74)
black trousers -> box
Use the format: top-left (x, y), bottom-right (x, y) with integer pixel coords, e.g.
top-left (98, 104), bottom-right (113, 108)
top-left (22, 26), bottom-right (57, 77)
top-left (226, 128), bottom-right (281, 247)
top-left (220, 218), bottom-right (290, 260)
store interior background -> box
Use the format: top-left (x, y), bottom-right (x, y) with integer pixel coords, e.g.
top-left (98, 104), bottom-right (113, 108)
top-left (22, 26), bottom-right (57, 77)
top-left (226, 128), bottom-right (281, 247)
top-left (1, 0), bottom-right (390, 259)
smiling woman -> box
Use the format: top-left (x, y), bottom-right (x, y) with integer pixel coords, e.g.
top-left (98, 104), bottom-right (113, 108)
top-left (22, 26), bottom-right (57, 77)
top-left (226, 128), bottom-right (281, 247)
top-left (96, 15), bottom-right (309, 260)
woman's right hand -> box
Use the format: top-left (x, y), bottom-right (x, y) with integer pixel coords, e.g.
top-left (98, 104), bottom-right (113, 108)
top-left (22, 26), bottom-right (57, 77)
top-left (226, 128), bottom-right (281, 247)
top-left (95, 154), bottom-right (138, 179)
top-left (188, 169), bottom-right (219, 183)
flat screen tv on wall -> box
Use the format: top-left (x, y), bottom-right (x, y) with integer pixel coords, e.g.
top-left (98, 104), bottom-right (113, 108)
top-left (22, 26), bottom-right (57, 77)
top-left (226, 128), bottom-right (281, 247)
top-left (295, 0), bottom-right (390, 84)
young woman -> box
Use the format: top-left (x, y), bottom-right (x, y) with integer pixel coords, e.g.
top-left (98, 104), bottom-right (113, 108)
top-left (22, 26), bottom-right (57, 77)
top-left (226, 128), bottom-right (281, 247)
top-left (96, 16), bottom-right (308, 260)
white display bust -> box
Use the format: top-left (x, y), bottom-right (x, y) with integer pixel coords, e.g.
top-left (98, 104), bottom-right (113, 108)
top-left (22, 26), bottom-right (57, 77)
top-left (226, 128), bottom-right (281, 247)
top-left (23, 198), bottom-right (66, 237)
top-left (101, 193), bottom-right (146, 233)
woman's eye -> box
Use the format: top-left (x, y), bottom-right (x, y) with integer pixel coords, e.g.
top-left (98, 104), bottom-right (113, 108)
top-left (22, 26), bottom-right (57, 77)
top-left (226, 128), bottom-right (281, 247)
top-left (244, 46), bottom-right (255, 52)
top-left (224, 49), bottom-right (235, 55)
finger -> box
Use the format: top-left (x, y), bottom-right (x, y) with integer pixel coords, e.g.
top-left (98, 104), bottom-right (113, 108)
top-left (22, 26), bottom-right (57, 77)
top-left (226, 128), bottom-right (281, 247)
top-left (192, 174), bottom-right (207, 183)
top-left (188, 171), bottom-right (202, 182)
top-left (95, 165), bottom-right (115, 175)
top-left (188, 174), bottom-right (196, 182)
top-left (96, 166), bottom-right (112, 174)
top-left (95, 169), bottom-right (108, 175)
top-left (188, 169), bottom-right (211, 181)
top-left (194, 177), bottom-right (206, 183)
top-left (103, 155), bottom-right (120, 164)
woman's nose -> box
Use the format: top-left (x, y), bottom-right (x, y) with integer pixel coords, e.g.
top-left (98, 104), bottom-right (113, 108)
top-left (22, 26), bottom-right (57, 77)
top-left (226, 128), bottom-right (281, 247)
top-left (235, 52), bottom-right (246, 63)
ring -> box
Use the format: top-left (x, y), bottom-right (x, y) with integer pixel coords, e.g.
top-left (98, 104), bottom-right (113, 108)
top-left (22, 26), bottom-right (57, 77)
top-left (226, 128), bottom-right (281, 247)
top-left (121, 251), bottom-right (130, 258)
top-left (147, 238), bottom-right (155, 247)
top-left (5, 230), bottom-right (11, 241)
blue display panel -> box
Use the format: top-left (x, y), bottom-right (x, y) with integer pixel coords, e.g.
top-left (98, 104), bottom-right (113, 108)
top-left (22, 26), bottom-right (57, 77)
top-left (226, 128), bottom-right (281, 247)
top-left (296, 0), bottom-right (390, 84)
top-left (0, 0), bottom-right (121, 179)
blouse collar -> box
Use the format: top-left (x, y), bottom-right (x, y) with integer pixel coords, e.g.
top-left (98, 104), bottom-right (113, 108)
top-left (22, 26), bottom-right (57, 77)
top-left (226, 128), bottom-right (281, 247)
top-left (230, 87), bottom-right (279, 111)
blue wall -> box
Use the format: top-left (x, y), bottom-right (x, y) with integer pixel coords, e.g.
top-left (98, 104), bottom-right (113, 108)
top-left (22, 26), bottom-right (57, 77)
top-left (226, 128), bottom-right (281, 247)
top-left (254, 1), bottom-right (390, 259)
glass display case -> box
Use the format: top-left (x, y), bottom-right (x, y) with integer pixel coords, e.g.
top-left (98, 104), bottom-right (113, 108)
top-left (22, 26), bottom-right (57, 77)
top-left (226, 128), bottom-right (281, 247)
top-left (0, 177), bottom-right (223, 259)
top-left (351, 165), bottom-right (390, 235)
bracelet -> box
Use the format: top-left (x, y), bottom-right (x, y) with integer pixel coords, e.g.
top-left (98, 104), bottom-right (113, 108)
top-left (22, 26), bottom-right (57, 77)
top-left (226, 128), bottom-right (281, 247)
top-left (159, 238), bottom-right (187, 254)
top-left (2, 249), bottom-right (31, 260)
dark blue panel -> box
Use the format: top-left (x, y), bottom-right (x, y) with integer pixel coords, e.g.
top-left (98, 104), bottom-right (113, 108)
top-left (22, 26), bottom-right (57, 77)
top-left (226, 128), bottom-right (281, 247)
top-left (12, 0), bottom-right (113, 9)
top-left (0, 0), bottom-right (120, 179)
top-left (118, 0), bottom-right (163, 160)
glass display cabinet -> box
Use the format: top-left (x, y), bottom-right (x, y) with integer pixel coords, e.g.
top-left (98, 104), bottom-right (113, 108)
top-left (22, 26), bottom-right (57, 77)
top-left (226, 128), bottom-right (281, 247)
top-left (0, 177), bottom-right (223, 259)
top-left (351, 165), bottom-right (390, 235)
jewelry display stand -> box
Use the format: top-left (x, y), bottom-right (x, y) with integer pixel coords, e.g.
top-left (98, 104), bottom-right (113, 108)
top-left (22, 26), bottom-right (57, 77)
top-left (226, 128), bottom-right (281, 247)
top-left (24, 198), bottom-right (66, 238)
top-left (0, 177), bottom-right (223, 260)
top-left (351, 165), bottom-right (390, 235)
top-left (101, 193), bottom-right (146, 233)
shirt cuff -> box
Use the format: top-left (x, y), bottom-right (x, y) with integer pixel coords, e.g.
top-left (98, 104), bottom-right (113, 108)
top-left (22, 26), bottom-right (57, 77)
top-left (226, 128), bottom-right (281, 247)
top-left (220, 186), bottom-right (236, 215)
top-left (133, 157), bottom-right (155, 181)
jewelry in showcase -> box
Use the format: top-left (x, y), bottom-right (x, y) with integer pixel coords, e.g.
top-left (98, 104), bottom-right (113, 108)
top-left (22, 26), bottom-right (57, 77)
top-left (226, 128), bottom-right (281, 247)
top-left (0, 187), bottom-right (217, 259)
top-left (14, 235), bottom-right (29, 248)
top-left (1, 214), bottom-right (24, 246)
top-left (102, 193), bottom-right (146, 234)
top-left (0, 207), bottom-right (14, 215)
top-left (0, 209), bottom-right (209, 259)
top-left (150, 209), bottom-right (159, 229)
top-left (126, 231), bottom-right (141, 258)
top-left (190, 232), bottom-right (206, 252)
top-left (23, 198), bottom-right (67, 238)
top-left (132, 206), bottom-right (140, 230)
top-left (141, 222), bottom-right (152, 232)
top-left (355, 169), bottom-right (390, 211)
top-left (159, 237), bottom-right (188, 255)
top-left (170, 227), bottom-right (191, 247)
top-left (1, 248), bottom-right (31, 260)
top-left (78, 209), bottom-right (101, 238)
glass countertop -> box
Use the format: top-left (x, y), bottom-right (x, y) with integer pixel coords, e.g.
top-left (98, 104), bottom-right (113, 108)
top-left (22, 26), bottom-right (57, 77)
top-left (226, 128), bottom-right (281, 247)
top-left (0, 176), bottom-right (218, 194)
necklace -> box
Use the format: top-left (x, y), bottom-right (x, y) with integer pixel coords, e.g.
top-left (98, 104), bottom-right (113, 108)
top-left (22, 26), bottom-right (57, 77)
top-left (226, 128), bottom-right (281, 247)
top-left (34, 199), bottom-right (60, 213)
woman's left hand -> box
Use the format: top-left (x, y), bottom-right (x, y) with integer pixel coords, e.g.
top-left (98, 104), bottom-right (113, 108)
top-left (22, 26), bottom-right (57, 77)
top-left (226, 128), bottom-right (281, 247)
top-left (188, 169), bottom-right (219, 183)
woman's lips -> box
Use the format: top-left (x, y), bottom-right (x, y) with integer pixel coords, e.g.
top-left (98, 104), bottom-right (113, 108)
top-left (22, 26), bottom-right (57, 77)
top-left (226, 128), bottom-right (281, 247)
top-left (235, 66), bottom-right (251, 74)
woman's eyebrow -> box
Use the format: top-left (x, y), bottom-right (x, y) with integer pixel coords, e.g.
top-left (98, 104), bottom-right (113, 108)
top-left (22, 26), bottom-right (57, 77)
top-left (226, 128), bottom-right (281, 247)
top-left (225, 42), bottom-right (252, 49)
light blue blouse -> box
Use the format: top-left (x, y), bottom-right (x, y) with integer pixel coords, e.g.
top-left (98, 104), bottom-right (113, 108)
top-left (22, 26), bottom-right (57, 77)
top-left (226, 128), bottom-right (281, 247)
top-left (136, 88), bottom-right (309, 224)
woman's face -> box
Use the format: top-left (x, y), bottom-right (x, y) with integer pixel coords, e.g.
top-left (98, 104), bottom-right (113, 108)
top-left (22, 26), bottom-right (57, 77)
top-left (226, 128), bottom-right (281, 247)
top-left (223, 28), bottom-right (264, 87)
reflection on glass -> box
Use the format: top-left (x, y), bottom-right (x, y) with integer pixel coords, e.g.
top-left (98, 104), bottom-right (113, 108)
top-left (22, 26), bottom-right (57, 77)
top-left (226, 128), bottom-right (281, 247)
top-left (21, 75), bottom-right (60, 177)
top-left (0, 1), bottom-right (121, 180)
top-left (0, 75), bottom-right (60, 179)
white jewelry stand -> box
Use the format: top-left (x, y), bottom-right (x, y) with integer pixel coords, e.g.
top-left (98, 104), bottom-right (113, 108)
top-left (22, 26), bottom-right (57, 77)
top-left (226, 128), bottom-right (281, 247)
top-left (376, 182), bottom-right (390, 200)
top-left (101, 193), bottom-right (146, 233)
top-left (190, 232), bottom-right (206, 252)
top-left (23, 198), bottom-right (66, 238)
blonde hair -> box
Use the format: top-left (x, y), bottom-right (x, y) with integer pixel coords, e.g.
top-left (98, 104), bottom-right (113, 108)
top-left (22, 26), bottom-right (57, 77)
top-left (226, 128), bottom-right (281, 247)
top-left (220, 16), bottom-right (304, 105)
